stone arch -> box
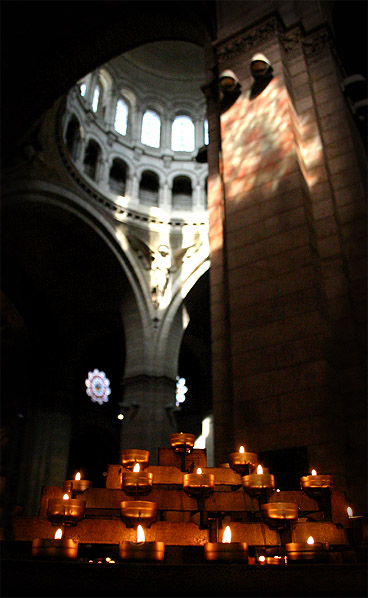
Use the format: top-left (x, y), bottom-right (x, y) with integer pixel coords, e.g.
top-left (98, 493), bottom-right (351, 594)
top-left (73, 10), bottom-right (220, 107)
top-left (1, 182), bottom-right (156, 512)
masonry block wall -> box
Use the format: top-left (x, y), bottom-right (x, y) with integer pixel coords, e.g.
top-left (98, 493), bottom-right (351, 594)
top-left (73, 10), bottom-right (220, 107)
top-left (207, 9), bottom-right (366, 513)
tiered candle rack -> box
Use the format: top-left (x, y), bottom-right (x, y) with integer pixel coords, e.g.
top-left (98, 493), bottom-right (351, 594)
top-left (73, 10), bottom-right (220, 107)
top-left (10, 435), bottom-right (366, 565)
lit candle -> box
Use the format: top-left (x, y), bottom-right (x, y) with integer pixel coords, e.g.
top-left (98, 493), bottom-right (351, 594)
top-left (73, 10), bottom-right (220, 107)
top-left (204, 525), bottom-right (248, 562)
top-left (47, 493), bottom-right (86, 525)
top-left (119, 524), bottom-right (165, 562)
top-left (182, 468), bottom-right (215, 497)
top-left (285, 536), bottom-right (330, 563)
top-left (122, 462), bottom-right (153, 497)
top-left (346, 506), bottom-right (364, 545)
top-left (120, 500), bottom-right (158, 527)
top-left (228, 445), bottom-right (257, 474)
top-left (169, 432), bottom-right (195, 454)
top-left (32, 528), bottom-right (78, 560)
top-left (242, 464), bottom-right (275, 496)
top-left (62, 471), bottom-right (92, 495)
top-left (261, 502), bottom-right (298, 528)
top-left (258, 554), bottom-right (284, 565)
top-left (121, 449), bottom-right (150, 470)
top-left (300, 469), bottom-right (333, 492)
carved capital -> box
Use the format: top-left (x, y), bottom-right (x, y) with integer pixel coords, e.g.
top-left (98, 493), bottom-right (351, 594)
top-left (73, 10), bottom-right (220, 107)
top-left (215, 16), bottom-right (333, 64)
top-left (279, 27), bottom-right (303, 54)
top-left (302, 27), bottom-right (334, 61)
top-left (215, 16), bottom-right (283, 64)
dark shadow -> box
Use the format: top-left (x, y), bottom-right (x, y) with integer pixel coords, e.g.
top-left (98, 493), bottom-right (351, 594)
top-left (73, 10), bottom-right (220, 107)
top-left (220, 88), bottom-right (242, 114)
top-left (249, 74), bottom-right (274, 100)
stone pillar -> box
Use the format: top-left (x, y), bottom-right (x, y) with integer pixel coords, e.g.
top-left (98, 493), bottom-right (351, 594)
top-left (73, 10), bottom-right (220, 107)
top-left (119, 375), bottom-right (177, 463)
top-left (75, 135), bottom-right (86, 167)
top-left (17, 399), bottom-right (72, 517)
top-left (85, 72), bottom-right (98, 108)
top-left (159, 181), bottom-right (171, 210)
top-left (193, 180), bottom-right (202, 209)
top-left (125, 174), bottom-right (134, 199)
top-left (162, 116), bottom-right (172, 149)
top-left (96, 156), bottom-right (109, 186)
top-left (194, 117), bottom-right (205, 148)
top-left (133, 108), bottom-right (143, 145)
top-left (105, 92), bottom-right (116, 129)
top-left (131, 174), bottom-right (140, 201)
top-left (209, 15), bottom-right (366, 511)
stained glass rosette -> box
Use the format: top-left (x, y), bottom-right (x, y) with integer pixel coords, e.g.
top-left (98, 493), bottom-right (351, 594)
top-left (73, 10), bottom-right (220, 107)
top-left (176, 376), bottom-right (188, 407)
top-left (85, 369), bottom-right (111, 405)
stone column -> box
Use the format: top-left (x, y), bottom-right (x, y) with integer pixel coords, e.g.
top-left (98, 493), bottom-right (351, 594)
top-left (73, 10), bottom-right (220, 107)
top-left (96, 156), bottom-right (109, 186)
top-left (131, 174), bottom-right (140, 202)
top-left (193, 180), bottom-right (202, 209)
top-left (209, 15), bottom-right (366, 510)
top-left (119, 375), bottom-right (177, 463)
top-left (194, 117), bottom-right (205, 148)
top-left (133, 107), bottom-right (143, 145)
top-left (159, 181), bottom-right (171, 210)
top-left (75, 135), bottom-right (86, 167)
top-left (16, 398), bottom-right (72, 517)
top-left (162, 115), bottom-right (172, 149)
top-left (85, 72), bottom-right (98, 108)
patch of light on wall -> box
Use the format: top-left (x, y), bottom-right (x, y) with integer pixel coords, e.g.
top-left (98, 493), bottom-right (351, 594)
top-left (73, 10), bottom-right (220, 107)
top-left (194, 416), bottom-right (211, 448)
top-left (204, 119), bottom-right (209, 145)
top-left (176, 376), bottom-right (188, 407)
top-left (85, 369), bottom-right (111, 405)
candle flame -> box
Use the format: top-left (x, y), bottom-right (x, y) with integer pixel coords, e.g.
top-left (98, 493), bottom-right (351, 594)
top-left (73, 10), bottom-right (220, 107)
top-left (347, 507), bottom-right (353, 517)
top-left (133, 463), bottom-right (140, 472)
top-left (62, 494), bottom-right (70, 500)
top-left (196, 468), bottom-right (202, 474)
top-left (75, 472), bottom-right (81, 480)
top-left (311, 469), bottom-right (317, 476)
top-left (257, 464), bottom-right (263, 475)
top-left (136, 524), bottom-right (145, 543)
top-left (222, 525), bottom-right (231, 543)
top-left (239, 446), bottom-right (245, 453)
top-left (307, 536), bottom-right (314, 545)
top-left (54, 528), bottom-right (63, 540)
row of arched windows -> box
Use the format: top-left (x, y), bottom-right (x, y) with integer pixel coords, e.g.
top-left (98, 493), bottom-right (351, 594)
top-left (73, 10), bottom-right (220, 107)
top-left (65, 115), bottom-right (205, 209)
top-left (79, 79), bottom-right (208, 152)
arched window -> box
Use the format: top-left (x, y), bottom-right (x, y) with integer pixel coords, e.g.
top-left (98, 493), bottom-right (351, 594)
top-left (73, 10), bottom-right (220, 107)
top-left (141, 110), bottom-right (161, 148)
top-left (204, 119), bottom-right (209, 145)
top-left (80, 83), bottom-right (87, 97)
top-left (172, 176), bottom-right (192, 210)
top-left (65, 115), bottom-right (81, 161)
top-left (171, 115), bottom-right (195, 152)
top-left (83, 140), bottom-right (100, 180)
top-left (114, 99), bottom-right (128, 136)
top-left (139, 170), bottom-right (159, 206)
top-left (109, 158), bottom-right (127, 195)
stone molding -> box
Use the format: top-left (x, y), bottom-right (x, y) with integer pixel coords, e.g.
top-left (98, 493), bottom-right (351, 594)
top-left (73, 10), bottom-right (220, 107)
top-left (215, 15), bottom-right (334, 63)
